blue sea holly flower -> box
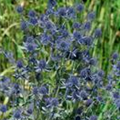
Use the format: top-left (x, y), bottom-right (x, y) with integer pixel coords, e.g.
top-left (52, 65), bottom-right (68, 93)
top-left (82, 36), bottom-right (93, 46)
top-left (106, 84), bottom-right (112, 91)
top-left (4, 51), bottom-right (15, 63)
top-left (0, 105), bottom-right (7, 113)
top-left (28, 10), bottom-right (36, 18)
top-left (56, 40), bottom-right (70, 51)
top-left (97, 70), bottom-right (104, 77)
top-left (89, 58), bottom-right (97, 66)
top-left (40, 34), bottom-right (52, 45)
top-left (24, 42), bottom-right (37, 52)
top-left (80, 90), bottom-right (88, 100)
top-left (76, 4), bottom-right (84, 12)
top-left (76, 107), bottom-right (83, 115)
top-left (87, 12), bottom-right (96, 21)
top-left (32, 87), bottom-right (38, 95)
top-left (115, 99), bottom-right (120, 110)
top-left (84, 21), bottom-right (91, 30)
top-left (29, 17), bottom-right (38, 25)
top-left (89, 115), bottom-right (98, 120)
top-left (39, 60), bottom-right (46, 69)
top-left (45, 21), bottom-right (53, 30)
top-left (11, 83), bottom-right (21, 95)
top-left (39, 14), bottom-right (48, 22)
top-left (58, 7), bottom-right (67, 17)
top-left (113, 92), bottom-right (120, 99)
top-left (94, 28), bottom-right (102, 38)
top-left (61, 29), bottom-right (69, 38)
top-left (73, 22), bottom-right (81, 29)
top-left (16, 6), bottom-right (23, 13)
top-left (113, 62), bottom-right (120, 76)
top-left (112, 52), bottom-right (118, 60)
top-left (26, 36), bottom-right (34, 43)
top-left (96, 96), bottom-right (103, 102)
top-left (13, 83), bottom-right (20, 90)
top-left (39, 86), bottom-right (48, 95)
top-left (116, 61), bottom-right (120, 70)
top-left (68, 76), bottom-right (79, 87)
top-left (27, 107), bottom-right (33, 115)
top-left (35, 73), bottom-right (41, 80)
top-left (21, 20), bottom-right (27, 30)
top-left (36, 60), bottom-right (46, 72)
top-left (67, 7), bottom-right (75, 18)
top-left (86, 99), bottom-right (93, 106)
top-left (27, 104), bottom-right (34, 115)
top-left (13, 109), bottom-right (22, 119)
top-left (72, 91), bottom-right (81, 101)
top-left (51, 98), bottom-right (59, 107)
top-left (46, 8), bottom-right (54, 15)
top-left (45, 98), bottom-right (59, 108)
top-left (16, 60), bottom-right (23, 68)
top-left (48, 0), bottom-right (56, 7)
top-left (73, 31), bottom-right (81, 40)
top-left (80, 68), bottom-right (90, 79)
top-left (45, 98), bottom-right (52, 108)
top-left (2, 77), bottom-right (10, 83)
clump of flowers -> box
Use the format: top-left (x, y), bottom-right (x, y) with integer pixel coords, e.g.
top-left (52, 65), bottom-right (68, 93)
top-left (0, 0), bottom-right (120, 120)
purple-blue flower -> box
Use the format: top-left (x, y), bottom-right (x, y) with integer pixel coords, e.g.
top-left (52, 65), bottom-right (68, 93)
top-left (76, 4), bottom-right (84, 12)
top-left (16, 6), bottom-right (23, 13)
top-left (13, 109), bottom-right (22, 119)
top-left (0, 105), bottom-right (7, 113)
top-left (28, 10), bottom-right (36, 18)
top-left (39, 86), bottom-right (48, 95)
top-left (89, 115), bottom-right (98, 120)
top-left (16, 60), bottom-right (23, 68)
top-left (94, 28), bottom-right (102, 38)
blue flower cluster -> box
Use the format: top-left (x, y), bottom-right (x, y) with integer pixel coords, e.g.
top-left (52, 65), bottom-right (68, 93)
top-left (0, 1), bottom-right (119, 120)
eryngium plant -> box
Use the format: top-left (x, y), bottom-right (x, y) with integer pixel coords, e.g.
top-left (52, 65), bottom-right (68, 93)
top-left (0, 0), bottom-right (120, 120)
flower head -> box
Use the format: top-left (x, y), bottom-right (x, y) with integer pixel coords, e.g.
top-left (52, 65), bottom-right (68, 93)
top-left (86, 99), bottom-right (93, 106)
top-left (13, 109), bottom-right (22, 119)
top-left (33, 87), bottom-right (38, 95)
top-left (76, 4), bottom-right (84, 12)
top-left (58, 7), bottom-right (67, 17)
top-left (39, 86), bottom-right (48, 95)
top-left (48, 0), bottom-right (56, 7)
top-left (94, 28), bottom-right (102, 38)
top-left (28, 10), bottom-right (36, 18)
top-left (87, 12), bottom-right (95, 20)
top-left (0, 105), bottom-right (7, 113)
top-left (112, 52), bottom-right (118, 60)
top-left (51, 98), bottom-right (59, 107)
top-left (36, 60), bottom-right (46, 72)
top-left (80, 90), bottom-right (88, 100)
top-left (16, 60), bottom-right (23, 68)
top-left (56, 40), bottom-right (70, 51)
top-left (24, 42), bottom-right (37, 52)
top-left (27, 104), bottom-right (34, 115)
top-left (21, 21), bottom-right (27, 30)
top-left (89, 115), bottom-right (98, 120)
top-left (16, 6), bottom-right (23, 13)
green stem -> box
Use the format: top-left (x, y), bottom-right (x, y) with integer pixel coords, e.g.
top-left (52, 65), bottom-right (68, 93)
top-left (98, 101), bottom-right (110, 120)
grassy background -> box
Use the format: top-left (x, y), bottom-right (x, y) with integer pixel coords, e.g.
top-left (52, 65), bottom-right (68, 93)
top-left (0, 0), bottom-right (120, 74)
